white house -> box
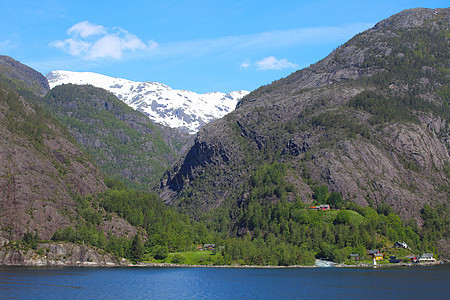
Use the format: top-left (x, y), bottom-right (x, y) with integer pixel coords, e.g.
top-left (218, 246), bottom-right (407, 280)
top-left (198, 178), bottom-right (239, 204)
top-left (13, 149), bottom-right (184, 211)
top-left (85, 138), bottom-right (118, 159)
top-left (419, 253), bottom-right (436, 262)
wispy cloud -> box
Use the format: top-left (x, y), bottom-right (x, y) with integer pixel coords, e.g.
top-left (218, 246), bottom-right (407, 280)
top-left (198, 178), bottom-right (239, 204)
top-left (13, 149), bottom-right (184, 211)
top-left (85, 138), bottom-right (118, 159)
top-left (240, 57), bottom-right (298, 71)
top-left (50, 21), bottom-right (158, 60)
top-left (255, 56), bottom-right (298, 70)
top-left (149, 23), bottom-right (373, 59)
top-left (240, 59), bottom-right (250, 69)
top-left (45, 22), bottom-right (372, 71)
top-left (0, 39), bottom-right (15, 52)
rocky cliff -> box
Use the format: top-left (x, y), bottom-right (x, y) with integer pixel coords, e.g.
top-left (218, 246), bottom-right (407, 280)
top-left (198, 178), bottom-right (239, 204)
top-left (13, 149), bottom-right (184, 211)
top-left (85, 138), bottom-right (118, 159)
top-left (0, 240), bottom-right (130, 266)
top-left (0, 78), bottom-right (107, 240)
top-left (160, 8), bottom-right (449, 221)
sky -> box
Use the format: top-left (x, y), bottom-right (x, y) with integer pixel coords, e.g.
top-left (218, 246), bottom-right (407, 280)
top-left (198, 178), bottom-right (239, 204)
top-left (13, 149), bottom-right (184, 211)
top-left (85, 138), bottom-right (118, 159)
top-left (0, 0), bottom-right (448, 93)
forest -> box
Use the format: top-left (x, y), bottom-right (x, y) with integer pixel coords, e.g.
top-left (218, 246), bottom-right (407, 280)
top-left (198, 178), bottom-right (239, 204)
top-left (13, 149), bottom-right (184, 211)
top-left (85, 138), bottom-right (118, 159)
top-left (47, 162), bottom-right (448, 266)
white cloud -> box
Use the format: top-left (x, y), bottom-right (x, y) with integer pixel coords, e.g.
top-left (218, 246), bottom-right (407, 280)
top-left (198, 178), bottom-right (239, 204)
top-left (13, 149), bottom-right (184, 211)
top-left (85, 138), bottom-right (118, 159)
top-left (50, 21), bottom-right (158, 60)
top-left (240, 59), bottom-right (250, 69)
top-left (255, 56), bottom-right (298, 70)
top-left (50, 38), bottom-right (90, 56)
top-left (67, 21), bottom-right (106, 38)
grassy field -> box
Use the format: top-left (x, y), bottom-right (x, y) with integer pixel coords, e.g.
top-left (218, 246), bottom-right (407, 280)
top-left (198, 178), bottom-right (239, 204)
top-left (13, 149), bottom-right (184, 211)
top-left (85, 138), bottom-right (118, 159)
top-left (145, 250), bottom-right (221, 265)
top-left (322, 209), bottom-right (365, 225)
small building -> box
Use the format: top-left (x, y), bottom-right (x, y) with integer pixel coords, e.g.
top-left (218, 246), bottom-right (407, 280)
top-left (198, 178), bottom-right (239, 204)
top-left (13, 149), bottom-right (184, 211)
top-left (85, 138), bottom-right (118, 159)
top-left (369, 249), bottom-right (380, 256)
top-left (349, 254), bottom-right (360, 261)
top-left (389, 256), bottom-right (403, 263)
top-left (394, 241), bottom-right (409, 249)
top-left (419, 253), bottom-right (435, 262)
top-left (203, 244), bottom-right (215, 250)
top-left (374, 253), bottom-right (384, 261)
top-left (404, 255), bottom-right (418, 263)
top-left (309, 204), bottom-right (330, 211)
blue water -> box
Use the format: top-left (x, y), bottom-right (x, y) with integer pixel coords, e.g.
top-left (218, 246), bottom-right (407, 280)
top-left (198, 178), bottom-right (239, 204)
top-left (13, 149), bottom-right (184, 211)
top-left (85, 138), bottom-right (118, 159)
top-left (0, 265), bottom-right (449, 299)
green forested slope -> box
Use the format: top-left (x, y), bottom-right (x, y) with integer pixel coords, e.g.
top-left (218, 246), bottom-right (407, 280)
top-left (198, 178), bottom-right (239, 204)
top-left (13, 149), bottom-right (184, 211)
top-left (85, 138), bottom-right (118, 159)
top-left (42, 84), bottom-right (191, 189)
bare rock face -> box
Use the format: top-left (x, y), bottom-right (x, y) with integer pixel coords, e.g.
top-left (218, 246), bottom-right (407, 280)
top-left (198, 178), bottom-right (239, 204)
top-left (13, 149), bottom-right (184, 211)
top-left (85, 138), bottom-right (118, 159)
top-left (103, 215), bottom-right (138, 239)
top-left (0, 242), bottom-right (130, 266)
top-left (374, 7), bottom-right (448, 30)
top-left (306, 125), bottom-right (448, 220)
top-left (0, 80), bottom-right (106, 241)
top-left (160, 8), bottom-right (449, 220)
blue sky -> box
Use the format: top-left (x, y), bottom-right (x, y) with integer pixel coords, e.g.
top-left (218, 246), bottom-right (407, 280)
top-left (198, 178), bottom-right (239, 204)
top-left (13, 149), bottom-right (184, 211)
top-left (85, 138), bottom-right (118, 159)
top-left (0, 1), bottom-right (447, 93)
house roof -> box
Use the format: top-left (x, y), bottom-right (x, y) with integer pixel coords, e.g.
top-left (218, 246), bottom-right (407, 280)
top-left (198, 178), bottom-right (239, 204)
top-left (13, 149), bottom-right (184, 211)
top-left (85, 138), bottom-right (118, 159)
top-left (421, 253), bottom-right (434, 258)
top-left (395, 241), bottom-right (408, 247)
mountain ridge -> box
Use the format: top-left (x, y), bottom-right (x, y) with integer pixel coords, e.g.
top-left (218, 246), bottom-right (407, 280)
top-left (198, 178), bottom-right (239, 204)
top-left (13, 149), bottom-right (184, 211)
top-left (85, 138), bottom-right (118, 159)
top-left (0, 56), bottom-right (50, 96)
top-left (160, 7), bottom-right (449, 221)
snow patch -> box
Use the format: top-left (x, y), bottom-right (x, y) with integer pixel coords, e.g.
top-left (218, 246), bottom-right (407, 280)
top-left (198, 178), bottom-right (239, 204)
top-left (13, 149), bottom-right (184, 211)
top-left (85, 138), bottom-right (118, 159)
top-left (47, 70), bottom-right (249, 133)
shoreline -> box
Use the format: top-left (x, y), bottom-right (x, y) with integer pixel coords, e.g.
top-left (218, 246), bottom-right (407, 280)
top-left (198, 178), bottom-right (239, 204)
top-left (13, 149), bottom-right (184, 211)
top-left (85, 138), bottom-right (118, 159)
top-left (0, 260), bottom-right (445, 269)
top-left (0, 241), bottom-right (446, 268)
top-left (126, 260), bottom-right (447, 269)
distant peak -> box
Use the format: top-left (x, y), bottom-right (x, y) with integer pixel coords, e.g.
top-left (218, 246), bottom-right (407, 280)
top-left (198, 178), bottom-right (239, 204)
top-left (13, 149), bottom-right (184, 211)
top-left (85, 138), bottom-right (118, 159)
top-left (374, 7), bottom-right (449, 30)
top-left (46, 70), bottom-right (250, 133)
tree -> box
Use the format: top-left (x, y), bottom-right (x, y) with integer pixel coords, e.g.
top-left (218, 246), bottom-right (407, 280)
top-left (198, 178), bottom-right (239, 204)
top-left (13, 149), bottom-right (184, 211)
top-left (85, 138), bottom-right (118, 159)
top-left (334, 210), bottom-right (350, 225)
top-left (130, 234), bottom-right (145, 262)
top-left (153, 245), bottom-right (168, 260)
top-left (377, 204), bottom-right (394, 216)
top-left (313, 185), bottom-right (329, 203)
top-left (23, 231), bottom-right (40, 249)
top-left (327, 192), bottom-right (343, 209)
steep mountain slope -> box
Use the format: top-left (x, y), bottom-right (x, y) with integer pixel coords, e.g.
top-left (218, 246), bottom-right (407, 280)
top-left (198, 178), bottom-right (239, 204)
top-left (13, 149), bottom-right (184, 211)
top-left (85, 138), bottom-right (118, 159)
top-left (42, 84), bottom-right (193, 188)
top-left (0, 58), bottom-right (212, 264)
top-left (160, 8), bottom-right (449, 221)
top-left (0, 77), bottom-right (106, 240)
top-left (0, 56), bottom-right (49, 96)
top-left (47, 71), bottom-right (250, 133)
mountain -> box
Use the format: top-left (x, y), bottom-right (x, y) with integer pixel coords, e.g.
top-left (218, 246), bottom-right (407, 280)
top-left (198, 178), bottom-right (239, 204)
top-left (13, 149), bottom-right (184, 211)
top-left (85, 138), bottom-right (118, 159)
top-left (160, 7), bottom-right (449, 222)
top-left (0, 56), bottom-right (50, 96)
top-left (0, 57), bottom-right (213, 264)
top-left (46, 70), bottom-right (250, 134)
top-left (41, 83), bottom-right (193, 188)
top-left (0, 66), bottom-right (107, 240)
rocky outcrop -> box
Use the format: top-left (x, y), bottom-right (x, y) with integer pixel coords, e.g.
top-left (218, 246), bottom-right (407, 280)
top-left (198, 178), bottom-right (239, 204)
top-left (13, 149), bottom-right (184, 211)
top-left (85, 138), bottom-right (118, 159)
top-left (0, 242), bottom-right (130, 266)
top-left (373, 7), bottom-right (448, 29)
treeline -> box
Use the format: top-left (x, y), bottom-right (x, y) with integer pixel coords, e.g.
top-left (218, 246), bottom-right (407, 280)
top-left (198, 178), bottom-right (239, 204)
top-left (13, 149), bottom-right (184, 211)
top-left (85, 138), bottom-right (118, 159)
top-left (211, 163), bottom-right (449, 265)
top-left (50, 163), bottom-right (448, 266)
top-left (52, 179), bottom-right (214, 262)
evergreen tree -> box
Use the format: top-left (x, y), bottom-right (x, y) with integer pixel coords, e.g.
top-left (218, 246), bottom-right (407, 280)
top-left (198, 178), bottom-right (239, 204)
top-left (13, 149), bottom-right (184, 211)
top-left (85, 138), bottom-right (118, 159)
top-left (130, 234), bottom-right (145, 262)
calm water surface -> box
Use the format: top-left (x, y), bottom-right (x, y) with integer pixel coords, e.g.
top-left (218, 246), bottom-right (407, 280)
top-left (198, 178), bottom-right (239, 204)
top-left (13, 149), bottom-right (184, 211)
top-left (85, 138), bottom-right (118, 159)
top-left (0, 264), bottom-right (449, 299)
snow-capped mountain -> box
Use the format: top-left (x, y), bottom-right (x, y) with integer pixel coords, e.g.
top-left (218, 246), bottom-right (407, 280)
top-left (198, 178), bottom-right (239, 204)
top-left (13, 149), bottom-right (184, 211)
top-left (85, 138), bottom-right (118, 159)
top-left (46, 70), bottom-right (250, 134)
